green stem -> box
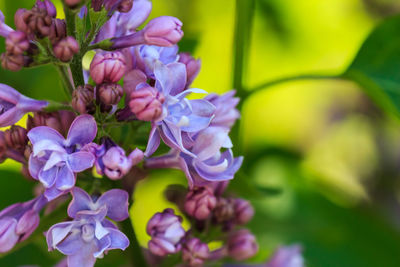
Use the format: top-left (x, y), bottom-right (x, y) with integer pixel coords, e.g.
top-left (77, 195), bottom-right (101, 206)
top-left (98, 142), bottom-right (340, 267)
top-left (56, 65), bottom-right (74, 99)
top-left (245, 74), bottom-right (342, 97)
top-left (120, 219), bottom-right (148, 267)
top-left (44, 100), bottom-right (74, 112)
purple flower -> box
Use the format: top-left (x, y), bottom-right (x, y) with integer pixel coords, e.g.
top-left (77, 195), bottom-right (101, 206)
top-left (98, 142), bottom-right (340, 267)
top-left (205, 90), bottom-right (240, 130)
top-left (147, 208), bottom-right (185, 256)
top-left (47, 187), bottom-right (129, 267)
top-left (28, 115), bottom-right (97, 200)
top-left (144, 62), bottom-right (215, 157)
top-left (92, 139), bottom-right (144, 180)
top-left (0, 10), bottom-right (14, 38)
top-left (266, 245), bottom-right (304, 267)
top-left (0, 83), bottom-right (48, 127)
top-left (178, 52), bottom-right (201, 89)
top-left (0, 195), bottom-right (47, 253)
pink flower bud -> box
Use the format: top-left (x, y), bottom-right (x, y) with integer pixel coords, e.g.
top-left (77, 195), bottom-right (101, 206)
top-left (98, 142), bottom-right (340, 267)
top-left (49, 19), bottom-right (66, 45)
top-left (143, 16), bottom-right (183, 46)
top-left (97, 83), bottom-right (124, 106)
top-left (71, 85), bottom-right (95, 114)
top-left (53, 37), bottom-right (79, 62)
top-left (182, 238), bottom-right (209, 267)
top-left (129, 85), bottom-right (165, 121)
top-left (184, 187), bottom-right (217, 220)
top-left (4, 125), bottom-right (28, 151)
top-left (214, 197), bottom-right (235, 223)
top-left (1, 53), bottom-right (25, 71)
top-left (16, 7), bottom-right (53, 38)
top-left (147, 208), bottom-right (185, 256)
top-left (179, 52), bottom-right (201, 88)
top-left (14, 9), bottom-right (29, 34)
top-left (35, 0), bottom-right (57, 18)
top-left (100, 146), bottom-right (142, 180)
top-left (227, 229), bottom-right (258, 261)
top-left (65, 0), bottom-right (82, 7)
top-left (6, 31), bottom-right (30, 55)
top-left (233, 199), bottom-right (254, 225)
top-left (0, 132), bottom-right (7, 162)
top-left (90, 51), bottom-right (127, 84)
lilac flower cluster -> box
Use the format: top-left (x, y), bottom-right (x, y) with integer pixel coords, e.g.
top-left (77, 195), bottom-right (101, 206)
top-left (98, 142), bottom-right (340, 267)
top-left (0, 0), bottom-right (303, 266)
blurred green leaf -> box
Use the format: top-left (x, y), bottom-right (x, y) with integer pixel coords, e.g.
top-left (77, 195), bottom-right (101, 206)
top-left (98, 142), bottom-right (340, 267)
top-left (344, 15), bottom-right (400, 117)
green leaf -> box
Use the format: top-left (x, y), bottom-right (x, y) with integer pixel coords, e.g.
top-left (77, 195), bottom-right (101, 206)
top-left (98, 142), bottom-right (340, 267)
top-left (344, 15), bottom-right (400, 116)
top-left (89, 8), bottom-right (109, 33)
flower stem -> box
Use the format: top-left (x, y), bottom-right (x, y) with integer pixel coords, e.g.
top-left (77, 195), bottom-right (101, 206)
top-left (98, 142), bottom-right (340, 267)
top-left (56, 65), bottom-right (74, 99)
top-left (120, 219), bottom-right (148, 267)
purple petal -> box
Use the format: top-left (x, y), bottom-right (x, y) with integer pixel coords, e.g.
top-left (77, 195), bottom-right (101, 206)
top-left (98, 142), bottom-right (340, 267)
top-left (94, 235), bottom-right (111, 258)
top-left (96, 189), bottom-right (129, 221)
top-left (0, 83), bottom-right (20, 104)
top-left (144, 126), bottom-right (161, 157)
top-left (67, 242), bottom-right (97, 267)
top-left (0, 218), bottom-right (18, 253)
top-left (15, 209), bottom-right (39, 238)
top-left (66, 115), bottom-right (97, 147)
top-left (95, 221), bottom-right (109, 240)
top-left (154, 62), bottom-right (186, 96)
top-left (0, 108), bottom-right (24, 128)
top-left (55, 166), bottom-right (75, 191)
top-left (28, 155), bottom-right (45, 179)
top-left (43, 151), bottom-right (66, 171)
top-left (107, 228), bottom-right (129, 250)
top-left (44, 185), bottom-right (65, 201)
top-left (119, 0), bottom-right (152, 32)
top-left (67, 152), bottom-right (95, 172)
top-left (68, 187), bottom-right (93, 219)
top-left (46, 221), bottom-right (75, 250)
top-left (38, 166), bottom-right (58, 188)
top-left (28, 126), bottom-right (65, 146)
top-left (190, 99), bottom-right (216, 117)
top-left (192, 127), bottom-right (229, 160)
top-left (55, 231), bottom-right (81, 255)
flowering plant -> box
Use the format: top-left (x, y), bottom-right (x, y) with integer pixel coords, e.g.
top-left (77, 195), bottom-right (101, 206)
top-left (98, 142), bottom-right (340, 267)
top-left (0, 0), bottom-right (306, 266)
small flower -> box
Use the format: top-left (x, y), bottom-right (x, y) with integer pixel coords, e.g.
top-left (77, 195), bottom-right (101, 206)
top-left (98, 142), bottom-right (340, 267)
top-left (53, 37), bottom-right (79, 62)
top-left (205, 90), bottom-right (240, 130)
top-left (0, 83), bottom-right (48, 127)
top-left (182, 238), bottom-right (210, 267)
top-left (129, 84), bottom-right (165, 121)
top-left (28, 115), bottom-right (97, 200)
top-left (5, 31), bottom-right (29, 55)
top-left (142, 16), bottom-right (183, 46)
top-left (90, 51), bottom-right (127, 84)
top-left (0, 10), bottom-right (14, 38)
top-left (178, 52), bottom-right (201, 88)
top-left (227, 229), bottom-right (258, 261)
top-left (0, 195), bottom-right (47, 253)
top-left (47, 187), bottom-right (129, 267)
top-left (97, 83), bottom-right (124, 106)
top-left (184, 187), bottom-right (217, 220)
top-left (266, 245), bottom-right (304, 267)
top-left (233, 198), bottom-right (254, 225)
top-left (92, 138), bottom-right (144, 180)
top-left (147, 208), bottom-right (185, 256)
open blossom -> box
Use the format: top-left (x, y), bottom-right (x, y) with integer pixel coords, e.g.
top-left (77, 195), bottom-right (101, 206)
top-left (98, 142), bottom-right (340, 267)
top-left (28, 115), bottom-right (96, 200)
top-left (178, 52), bottom-right (201, 88)
top-left (47, 187), bottom-right (129, 267)
top-left (0, 83), bottom-right (48, 127)
top-left (205, 90), bottom-right (240, 129)
top-left (147, 208), bottom-right (185, 256)
top-left (0, 195), bottom-right (47, 253)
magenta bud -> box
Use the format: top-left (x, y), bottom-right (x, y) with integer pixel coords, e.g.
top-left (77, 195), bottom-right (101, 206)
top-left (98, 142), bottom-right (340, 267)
top-left (179, 52), bottom-right (201, 88)
top-left (227, 229), bottom-right (259, 261)
top-left (129, 85), bottom-right (165, 121)
top-left (5, 31), bottom-right (29, 55)
top-left (72, 85), bottom-right (95, 114)
top-left (97, 83), bottom-right (123, 106)
top-left (49, 19), bottom-right (66, 44)
top-left (143, 16), bottom-right (183, 46)
top-left (233, 199), bottom-right (254, 225)
top-left (147, 208), bottom-right (185, 256)
top-left (4, 125), bottom-right (28, 151)
top-left (35, 0), bottom-right (57, 18)
top-left (100, 146), bottom-right (143, 180)
top-left (90, 51), bottom-right (127, 84)
top-left (1, 53), bottom-right (24, 71)
top-left (17, 7), bottom-right (53, 37)
top-left (214, 197), bottom-right (235, 223)
top-left (182, 238), bottom-right (210, 267)
top-left (184, 187), bottom-right (217, 220)
top-left (53, 37), bottom-right (79, 62)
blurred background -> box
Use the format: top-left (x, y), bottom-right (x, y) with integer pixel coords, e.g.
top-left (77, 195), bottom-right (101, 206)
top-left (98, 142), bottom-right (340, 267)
top-left (1, 0), bottom-right (400, 266)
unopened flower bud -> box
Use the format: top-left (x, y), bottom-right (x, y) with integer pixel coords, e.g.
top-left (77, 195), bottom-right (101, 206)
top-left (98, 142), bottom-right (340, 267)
top-left (98, 83), bottom-right (123, 106)
top-left (16, 7), bottom-right (52, 38)
top-left (35, 0), bottom-right (57, 18)
top-left (53, 37), bottom-right (79, 62)
top-left (0, 132), bottom-right (7, 162)
top-left (233, 199), bottom-right (254, 225)
top-left (4, 125), bottom-right (28, 151)
top-left (65, 0), bottom-right (82, 8)
top-left (147, 208), bottom-right (185, 256)
top-left (72, 85), bottom-right (95, 114)
top-left (184, 187), bottom-right (217, 220)
top-left (179, 53), bottom-right (201, 88)
top-left (214, 197), bottom-right (235, 223)
top-left (143, 16), bottom-right (183, 46)
top-left (129, 85), bottom-right (165, 121)
top-left (6, 31), bottom-right (29, 55)
top-left (27, 111), bottom-right (75, 137)
top-left (116, 0), bottom-right (133, 12)
top-left (1, 53), bottom-right (24, 71)
top-left (24, 145), bottom-right (32, 161)
top-left (90, 51), bottom-right (127, 84)
top-left (182, 238), bottom-right (209, 266)
top-left (49, 19), bottom-right (66, 45)
top-left (227, 229), bottom-right (258, 261)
